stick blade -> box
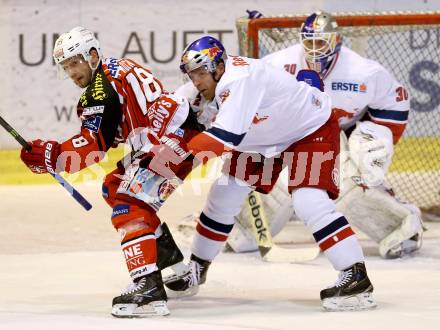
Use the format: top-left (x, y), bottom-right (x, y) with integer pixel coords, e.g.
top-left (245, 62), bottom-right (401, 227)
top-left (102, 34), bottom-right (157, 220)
top-left (258, 245), bottom-right (272, 257)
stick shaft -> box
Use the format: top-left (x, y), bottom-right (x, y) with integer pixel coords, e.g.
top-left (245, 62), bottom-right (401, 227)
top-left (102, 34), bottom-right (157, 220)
top-left (246, 190), bottom-right (274, 257)
top-left (0, 116), bottom-right (30, 150)
top-left (0, 115), bottom-right (92, 211)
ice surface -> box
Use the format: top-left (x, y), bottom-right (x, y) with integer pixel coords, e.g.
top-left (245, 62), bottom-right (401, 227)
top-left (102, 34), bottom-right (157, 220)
top-left (0, 182), bottom-right (439, 330)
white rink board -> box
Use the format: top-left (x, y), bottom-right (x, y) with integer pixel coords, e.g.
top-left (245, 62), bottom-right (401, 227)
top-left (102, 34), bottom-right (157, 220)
top-left (1, 0), bottom-right (439, 148)
top-left (0, 182), bottom-right (440, 329)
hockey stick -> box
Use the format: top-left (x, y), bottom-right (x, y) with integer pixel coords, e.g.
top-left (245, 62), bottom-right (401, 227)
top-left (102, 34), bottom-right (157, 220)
top-left (246, 190), bottom-right (320, 263)
top-left (0, 115), bottom-right (92, 211)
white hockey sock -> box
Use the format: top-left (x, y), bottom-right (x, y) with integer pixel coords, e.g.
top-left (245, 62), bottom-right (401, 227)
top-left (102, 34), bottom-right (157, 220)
top-left (323, 235), bottom-right (364, 271)
top-left (293, 188), bottom-right (364, 271)
top-left (192, 231), bottom-right (225, 261)
top-left (191, 175), bottom-right (252, 261)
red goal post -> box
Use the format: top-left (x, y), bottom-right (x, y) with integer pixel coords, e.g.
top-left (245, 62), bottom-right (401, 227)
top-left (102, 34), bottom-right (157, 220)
top-left (238, 12), bottom-right (440, 58)
top-left (236, 12), bottom-right (440, 217)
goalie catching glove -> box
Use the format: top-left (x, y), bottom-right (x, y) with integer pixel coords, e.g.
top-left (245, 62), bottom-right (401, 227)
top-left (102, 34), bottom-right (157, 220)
top-left (348, 121), bottom-right (394, 187)
top-left (20, 139), bottom-right (60, 174)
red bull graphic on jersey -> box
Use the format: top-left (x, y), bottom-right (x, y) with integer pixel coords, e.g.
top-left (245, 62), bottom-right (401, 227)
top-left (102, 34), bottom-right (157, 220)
top-left (219, 89), bottom-right (230, 104)
top-left (252, 113), bottom-right (269, 124)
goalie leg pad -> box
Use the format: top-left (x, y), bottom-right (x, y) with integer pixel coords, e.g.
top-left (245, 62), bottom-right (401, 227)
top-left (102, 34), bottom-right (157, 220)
top-left (378, 213), bottom-right (423, 259)
top-left (336, 184), bottom-right (424, 258)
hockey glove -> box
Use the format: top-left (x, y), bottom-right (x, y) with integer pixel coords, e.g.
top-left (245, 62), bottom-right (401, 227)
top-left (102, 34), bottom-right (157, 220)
top-left (144, 133), bottom-right (192, 179)
top-left (20, 139), bottom-right (60, 174)
top-left (246, 9), bottom-right (263, 19)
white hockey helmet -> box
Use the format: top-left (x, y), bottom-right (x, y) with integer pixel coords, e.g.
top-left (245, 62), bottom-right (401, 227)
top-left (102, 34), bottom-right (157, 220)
top-left (53, 26), bottom-right (102, 77)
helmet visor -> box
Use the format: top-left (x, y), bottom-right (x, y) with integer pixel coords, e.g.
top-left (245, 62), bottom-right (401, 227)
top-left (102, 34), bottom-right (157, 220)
top-left (57, 54), bottom-right (88, 80)
top-left (300, 32), bottom-right (338, 61)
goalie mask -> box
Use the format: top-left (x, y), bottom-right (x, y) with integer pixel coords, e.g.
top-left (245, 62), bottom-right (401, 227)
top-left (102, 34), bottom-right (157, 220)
top-left (299, 11), bottom-right (342, 77)
top-left (53, 26), bottom-right (103, 79)
top-left (180, 36), bottom-right (227, 75)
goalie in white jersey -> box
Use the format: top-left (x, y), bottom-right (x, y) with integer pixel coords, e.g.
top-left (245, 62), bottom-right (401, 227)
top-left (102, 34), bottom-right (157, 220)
top-left (229, 11), bottom-right (423, 259)
top-left (158, 36), bottom-right (377, 311)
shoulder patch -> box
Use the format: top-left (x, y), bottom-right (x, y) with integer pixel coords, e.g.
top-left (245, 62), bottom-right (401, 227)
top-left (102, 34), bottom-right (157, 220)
top-left (83, 105), bottom-right (105, 116)
top-left (219, 89), bottom-right (230, 104)
top-left (174, 128), bottom-right (185, 137)
top-left (82, 116), bottom-right (102, 133)
top-left (105, 58), bottom-right (121, 78)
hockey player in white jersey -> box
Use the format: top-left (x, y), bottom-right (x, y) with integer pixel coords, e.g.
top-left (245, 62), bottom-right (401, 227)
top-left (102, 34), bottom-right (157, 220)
top-left (158, 36), bottom-right (377, 311)
top-left (229, 11), bottom-right (423, 259)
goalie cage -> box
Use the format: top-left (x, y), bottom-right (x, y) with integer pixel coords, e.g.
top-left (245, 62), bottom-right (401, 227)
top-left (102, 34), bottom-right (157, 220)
top-left (236, 11), bottom-right (440, 219)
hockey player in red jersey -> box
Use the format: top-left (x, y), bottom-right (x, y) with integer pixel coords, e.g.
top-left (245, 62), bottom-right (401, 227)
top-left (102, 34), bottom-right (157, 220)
top-left (19, 26), bottom-right (203, 317)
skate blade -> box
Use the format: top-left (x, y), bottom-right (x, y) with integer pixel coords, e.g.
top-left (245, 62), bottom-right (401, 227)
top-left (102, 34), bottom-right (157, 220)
top-left (322, 292), bottom-right (377, 312)
top-left (166, 285), bottom-right (199, 299)
top-left (111, 300), bottom-right (170, 318)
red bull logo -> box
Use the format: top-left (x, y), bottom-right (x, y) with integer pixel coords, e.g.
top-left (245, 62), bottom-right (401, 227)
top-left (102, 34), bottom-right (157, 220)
top-left (219, 89), bottom-right (230, 104)
top-left (201, 46), bottom-right (221, 60)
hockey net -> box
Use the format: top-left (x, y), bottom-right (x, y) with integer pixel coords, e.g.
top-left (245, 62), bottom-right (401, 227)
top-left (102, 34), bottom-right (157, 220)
top-left (236, 12), bottom-right (440, 218)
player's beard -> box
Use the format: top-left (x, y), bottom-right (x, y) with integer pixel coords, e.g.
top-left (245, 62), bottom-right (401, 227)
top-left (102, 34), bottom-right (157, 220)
top-left (73, 72), bottom-right (92, 89)
top-left (200, 89), bottom-right (214, 101)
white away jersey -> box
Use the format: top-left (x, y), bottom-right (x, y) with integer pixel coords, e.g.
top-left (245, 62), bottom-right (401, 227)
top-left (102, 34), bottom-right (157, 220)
top-left (174, 82), bottom-right (218, 128)
top-left (206, 55), bottom-right (331, 157)
top-left (262, 45), bottom-right (409, 136)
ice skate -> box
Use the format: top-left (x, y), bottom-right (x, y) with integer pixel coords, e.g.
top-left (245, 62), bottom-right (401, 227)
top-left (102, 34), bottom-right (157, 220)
top-left (164, 254), bottom-right (211, 298)
top-left (111, 271), bottom-right (170, 318)
top-left (321, 262), bottom-right (376, 311)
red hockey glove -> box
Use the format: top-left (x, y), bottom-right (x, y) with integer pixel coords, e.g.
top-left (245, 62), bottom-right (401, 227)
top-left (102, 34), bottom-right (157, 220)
top-left (147, 133), bottom-right (192, 179)
top-left (20, 139), bottom-right (60, 174)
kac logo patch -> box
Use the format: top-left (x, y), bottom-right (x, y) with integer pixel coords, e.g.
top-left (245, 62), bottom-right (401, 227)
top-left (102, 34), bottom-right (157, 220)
top-left (82, 116), bottom-right (102, 133)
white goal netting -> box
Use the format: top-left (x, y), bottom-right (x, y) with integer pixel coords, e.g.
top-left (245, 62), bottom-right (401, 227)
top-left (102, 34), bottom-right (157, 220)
top-left (236, 12), bottom-right (440, 216)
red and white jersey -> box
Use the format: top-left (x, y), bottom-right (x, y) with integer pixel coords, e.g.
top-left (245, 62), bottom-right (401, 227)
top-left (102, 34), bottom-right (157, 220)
top-left (203, 55), bottom-right (331, 158)
top-left (58, 57), bottom-right (189, 173)
top-left (263, 45), bottom-right (409, 143)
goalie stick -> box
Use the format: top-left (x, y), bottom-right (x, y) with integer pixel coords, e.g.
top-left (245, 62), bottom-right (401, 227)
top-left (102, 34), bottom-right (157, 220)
top-left (246, 190), bottom-right (320, 263)
top-left (0, 115), bottom-right (92, 211)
